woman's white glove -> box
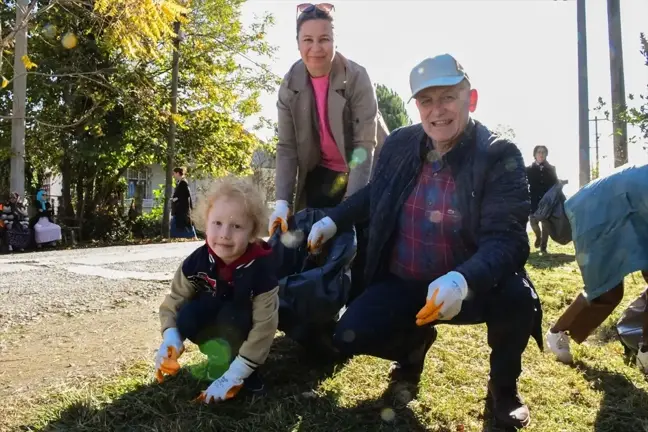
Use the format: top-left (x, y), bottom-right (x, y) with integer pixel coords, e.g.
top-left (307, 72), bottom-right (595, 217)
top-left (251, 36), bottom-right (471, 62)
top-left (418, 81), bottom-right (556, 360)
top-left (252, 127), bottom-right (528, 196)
top-left (268, 200), bottom-right (290, 236)
top-left (306, 216), bottom-right (337, 254)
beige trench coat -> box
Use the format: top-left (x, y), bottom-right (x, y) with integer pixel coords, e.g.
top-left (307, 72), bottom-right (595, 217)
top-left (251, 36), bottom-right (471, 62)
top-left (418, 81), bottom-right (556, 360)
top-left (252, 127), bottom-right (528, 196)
top-left (275, 52), bottom-right (389, 211)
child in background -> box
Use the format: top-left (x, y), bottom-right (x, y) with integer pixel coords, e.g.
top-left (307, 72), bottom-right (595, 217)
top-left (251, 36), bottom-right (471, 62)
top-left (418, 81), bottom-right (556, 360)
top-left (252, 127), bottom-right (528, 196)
top-left (155, 176), bottom-right (279, 403)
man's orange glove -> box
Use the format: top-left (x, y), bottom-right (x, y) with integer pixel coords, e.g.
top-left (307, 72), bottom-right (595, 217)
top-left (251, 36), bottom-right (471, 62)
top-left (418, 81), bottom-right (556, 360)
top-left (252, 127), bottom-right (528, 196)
top-left (154, 328), bottom-right (185, 383)
top-left (416, 271), bottom-right (469, 326)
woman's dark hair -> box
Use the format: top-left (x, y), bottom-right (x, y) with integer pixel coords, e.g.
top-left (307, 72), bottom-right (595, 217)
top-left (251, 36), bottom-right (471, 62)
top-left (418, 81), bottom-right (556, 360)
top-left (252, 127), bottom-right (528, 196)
top-left (533, 145), bottom-right (548, 157)
top-left (296, 7), bottom-right (334, 37)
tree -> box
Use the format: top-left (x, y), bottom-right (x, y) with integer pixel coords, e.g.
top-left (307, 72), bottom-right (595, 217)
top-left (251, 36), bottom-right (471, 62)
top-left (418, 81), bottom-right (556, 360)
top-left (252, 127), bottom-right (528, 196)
top-left (0, 0), bottom-right (277, 240)
top-left (375, 83), bottom-right (411, 131)
top-left (596, 33), bottom-right (648, 155)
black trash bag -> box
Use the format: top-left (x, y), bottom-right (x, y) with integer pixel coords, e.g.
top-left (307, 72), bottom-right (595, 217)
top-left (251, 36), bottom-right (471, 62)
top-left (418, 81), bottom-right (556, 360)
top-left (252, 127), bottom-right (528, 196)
top-left (269, 208), bottom-right (357, 329)
top-left (533, 183), bottom-right (572, 245)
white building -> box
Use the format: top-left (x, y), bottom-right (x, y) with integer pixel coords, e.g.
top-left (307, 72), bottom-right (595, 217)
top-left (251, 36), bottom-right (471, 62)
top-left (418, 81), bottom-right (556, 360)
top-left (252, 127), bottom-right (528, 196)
top-left (43, 146), bottom-right (277, 214)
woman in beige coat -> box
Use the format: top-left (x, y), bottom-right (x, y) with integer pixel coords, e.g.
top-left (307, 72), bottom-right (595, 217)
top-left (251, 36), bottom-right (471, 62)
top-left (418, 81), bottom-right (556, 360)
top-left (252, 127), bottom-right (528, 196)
top-left (268, 3), bottom-right (388, 235)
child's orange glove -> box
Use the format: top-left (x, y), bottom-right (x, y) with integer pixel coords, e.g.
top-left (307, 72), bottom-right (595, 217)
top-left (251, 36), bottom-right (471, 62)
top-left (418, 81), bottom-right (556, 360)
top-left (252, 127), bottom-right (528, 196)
top-left (155, 346), bottom-right (183, 383)
top-left (154, 328), bottom-right (185, 383)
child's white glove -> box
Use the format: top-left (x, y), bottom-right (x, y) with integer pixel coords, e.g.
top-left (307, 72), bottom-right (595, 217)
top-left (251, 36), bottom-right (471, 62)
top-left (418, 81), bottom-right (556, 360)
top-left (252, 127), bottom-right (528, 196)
top-left (154, 328), bottom-right (185, 383)
top-left (198, 355), bottom-right (256, 403)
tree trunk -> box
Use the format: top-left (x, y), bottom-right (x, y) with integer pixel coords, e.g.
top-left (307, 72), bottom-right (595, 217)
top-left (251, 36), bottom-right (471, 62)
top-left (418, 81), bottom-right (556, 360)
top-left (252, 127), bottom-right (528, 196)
top-left (75, 168), bottom-right (85, 239)
top-left (60, 152), bottom-right (75, 219)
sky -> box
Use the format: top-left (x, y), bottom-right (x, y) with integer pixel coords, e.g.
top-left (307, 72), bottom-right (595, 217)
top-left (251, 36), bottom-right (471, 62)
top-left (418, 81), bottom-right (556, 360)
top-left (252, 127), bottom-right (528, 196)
top-left (239, 0), bottom-right (648, 196)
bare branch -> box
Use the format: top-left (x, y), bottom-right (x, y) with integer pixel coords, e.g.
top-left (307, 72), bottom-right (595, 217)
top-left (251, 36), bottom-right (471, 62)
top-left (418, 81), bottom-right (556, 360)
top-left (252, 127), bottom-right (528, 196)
top-left (1, 68), bottom-right (118, 87)
top-left (0, 0), bottom-right (93, 50)
top-left (0, 104), bottom-right (101, 128)
top-left (0, 0), bottom-right (39, 50)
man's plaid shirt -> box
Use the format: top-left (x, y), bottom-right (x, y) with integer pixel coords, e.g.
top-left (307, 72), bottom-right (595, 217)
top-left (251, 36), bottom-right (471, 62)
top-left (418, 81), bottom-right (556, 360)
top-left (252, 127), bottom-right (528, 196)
top-left (389, 148), bottom-right (466, 281)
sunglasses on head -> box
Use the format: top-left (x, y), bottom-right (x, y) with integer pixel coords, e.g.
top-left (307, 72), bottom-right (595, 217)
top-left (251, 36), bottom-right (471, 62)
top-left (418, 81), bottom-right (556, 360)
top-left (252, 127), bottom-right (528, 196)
top-left (296, 3), bottom-right (335, 19)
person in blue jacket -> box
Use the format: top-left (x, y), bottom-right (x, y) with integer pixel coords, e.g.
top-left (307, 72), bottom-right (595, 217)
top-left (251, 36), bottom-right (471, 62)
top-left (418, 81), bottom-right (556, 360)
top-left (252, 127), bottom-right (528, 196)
top-left (305, 53), bottom-right (542, 429)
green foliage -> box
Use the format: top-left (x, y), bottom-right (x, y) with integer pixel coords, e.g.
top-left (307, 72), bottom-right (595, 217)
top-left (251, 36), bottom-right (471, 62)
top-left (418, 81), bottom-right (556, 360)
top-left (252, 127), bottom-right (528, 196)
top-left (132, 214), bottom-right (162, 238)
top-left (0, 0), bottom-right (278, 240)
top-left (375, 83), bottom-right (411, 131)
top-left (131, 186), bottom-right (164, 238)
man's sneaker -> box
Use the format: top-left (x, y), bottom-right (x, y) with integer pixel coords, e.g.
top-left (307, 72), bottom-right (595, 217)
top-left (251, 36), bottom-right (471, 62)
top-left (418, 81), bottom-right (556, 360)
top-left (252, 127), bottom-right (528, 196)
top-left (637, 345), bottom-right (648, 373)
top-left (546, 329), bottom-right (573, 364)
top-left (487, 381), bottom-right (531, 429)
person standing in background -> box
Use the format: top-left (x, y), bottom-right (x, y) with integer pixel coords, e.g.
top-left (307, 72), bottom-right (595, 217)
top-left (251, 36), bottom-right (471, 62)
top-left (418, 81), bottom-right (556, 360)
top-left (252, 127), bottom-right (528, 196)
top-left (171, 167), bottom-right (197, 239)
top-left (526, 145), bottom-right (558, 253)
top-left (268, 3), bottom-right (387, 234)
top-left (266, 2), bottom-right (388, 359)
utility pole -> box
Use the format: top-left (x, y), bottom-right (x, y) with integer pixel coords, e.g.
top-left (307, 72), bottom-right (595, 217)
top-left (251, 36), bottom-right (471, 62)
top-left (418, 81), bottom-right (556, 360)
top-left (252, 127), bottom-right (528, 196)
top-left (10, 0), bottom-right (29, 196)
top-left (606, 0), bottom-right (628, 167)
top-left (162, 20), bottom-right (182, 238)
top-left (589, 116), bottom-right (601, 179)
top-left (576, 0), bottom-right (590, 187)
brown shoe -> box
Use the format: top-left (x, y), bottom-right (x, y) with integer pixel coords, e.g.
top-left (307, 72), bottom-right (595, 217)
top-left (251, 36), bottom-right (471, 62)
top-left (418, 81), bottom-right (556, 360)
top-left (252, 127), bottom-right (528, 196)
top-left (487, 381), bottom-right (531, 428)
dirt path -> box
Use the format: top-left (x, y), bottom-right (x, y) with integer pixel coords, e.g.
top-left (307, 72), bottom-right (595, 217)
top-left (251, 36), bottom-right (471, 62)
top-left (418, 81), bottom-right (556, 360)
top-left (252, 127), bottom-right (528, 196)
top-left (1, 298), bottom-right (161, 401)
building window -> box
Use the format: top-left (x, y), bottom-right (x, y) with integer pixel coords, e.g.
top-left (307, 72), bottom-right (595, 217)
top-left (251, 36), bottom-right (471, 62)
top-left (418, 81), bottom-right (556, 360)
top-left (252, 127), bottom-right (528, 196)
top-left (126, 167), bottom-right (152, 200)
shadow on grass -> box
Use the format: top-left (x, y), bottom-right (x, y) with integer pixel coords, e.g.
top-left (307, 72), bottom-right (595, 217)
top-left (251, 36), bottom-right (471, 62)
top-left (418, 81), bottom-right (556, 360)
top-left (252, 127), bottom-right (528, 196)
top-left (26, 335), bottom-right (428, 432)
top-left (527, 252), bottom-right (575, 270)
top-left (574, 361), bottom-right (648, 432)
top-left (590, 321), bottom-right (623, 345)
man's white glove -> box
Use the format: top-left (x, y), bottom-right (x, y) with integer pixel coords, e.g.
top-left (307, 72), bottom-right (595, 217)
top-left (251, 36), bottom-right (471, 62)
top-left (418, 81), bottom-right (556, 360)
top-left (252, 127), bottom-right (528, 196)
top-left (415, 271), bottom-right (469, 325)
top-left (154, 328), bottom-right (185, 382)
top-left (306, 216), bottom-right (337, 254)
top-left (268, 200), bottom-right (290, 236)
top-left (198, 355), bottom-right (255, 404)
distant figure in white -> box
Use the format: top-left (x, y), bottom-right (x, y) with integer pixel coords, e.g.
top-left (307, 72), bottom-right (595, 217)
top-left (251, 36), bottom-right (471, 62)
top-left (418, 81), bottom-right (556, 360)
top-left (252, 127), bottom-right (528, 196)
top-left (31, 189), bottom-right (62, 247)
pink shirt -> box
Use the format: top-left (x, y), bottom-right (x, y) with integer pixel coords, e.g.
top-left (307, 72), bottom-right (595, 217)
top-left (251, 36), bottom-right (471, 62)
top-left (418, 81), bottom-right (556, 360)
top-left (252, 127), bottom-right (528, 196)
top-left (310, 75), bottom-right (348, 173)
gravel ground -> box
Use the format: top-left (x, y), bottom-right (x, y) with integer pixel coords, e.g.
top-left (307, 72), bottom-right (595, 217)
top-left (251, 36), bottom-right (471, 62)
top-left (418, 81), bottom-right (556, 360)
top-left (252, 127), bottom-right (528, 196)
top-left (0, 242), bottom-right (201, 333)
top-left (102, 257), bottom-right (183, 273)
top-left (0, 267), bottom-right (171, 332)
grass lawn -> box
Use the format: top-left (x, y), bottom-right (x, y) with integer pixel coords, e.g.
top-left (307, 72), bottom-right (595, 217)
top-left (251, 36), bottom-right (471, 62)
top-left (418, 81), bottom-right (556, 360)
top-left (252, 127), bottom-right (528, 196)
top-left (10, 243), bottom-right (648, 431)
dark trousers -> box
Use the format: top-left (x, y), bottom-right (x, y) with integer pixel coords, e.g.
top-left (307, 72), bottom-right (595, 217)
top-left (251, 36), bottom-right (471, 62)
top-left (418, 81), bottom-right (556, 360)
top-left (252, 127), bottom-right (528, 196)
top-left (333, 272), bottom-right (537, 386)
top-left (529, 215), bottom-right (549, 249)
top-left (176, 293), bottom-right (252, 370)
top-left (304, 165), bottom-right (348, 209)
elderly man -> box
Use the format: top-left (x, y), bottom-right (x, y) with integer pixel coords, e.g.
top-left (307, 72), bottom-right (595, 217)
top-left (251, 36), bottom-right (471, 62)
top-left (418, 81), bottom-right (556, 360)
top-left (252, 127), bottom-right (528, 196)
top-left (307, 54), bottom-right (542, 429)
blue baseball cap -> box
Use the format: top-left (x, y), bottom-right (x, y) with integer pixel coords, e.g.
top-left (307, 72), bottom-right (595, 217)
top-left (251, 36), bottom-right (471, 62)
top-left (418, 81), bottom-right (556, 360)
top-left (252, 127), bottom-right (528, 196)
top-left (409, 54), bottom-right (470, 100)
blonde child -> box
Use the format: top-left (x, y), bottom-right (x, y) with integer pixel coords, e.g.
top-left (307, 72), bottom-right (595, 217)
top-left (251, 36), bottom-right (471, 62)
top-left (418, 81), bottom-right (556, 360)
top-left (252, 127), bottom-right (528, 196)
top-left (155, 176), bottom-right (279, 403)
